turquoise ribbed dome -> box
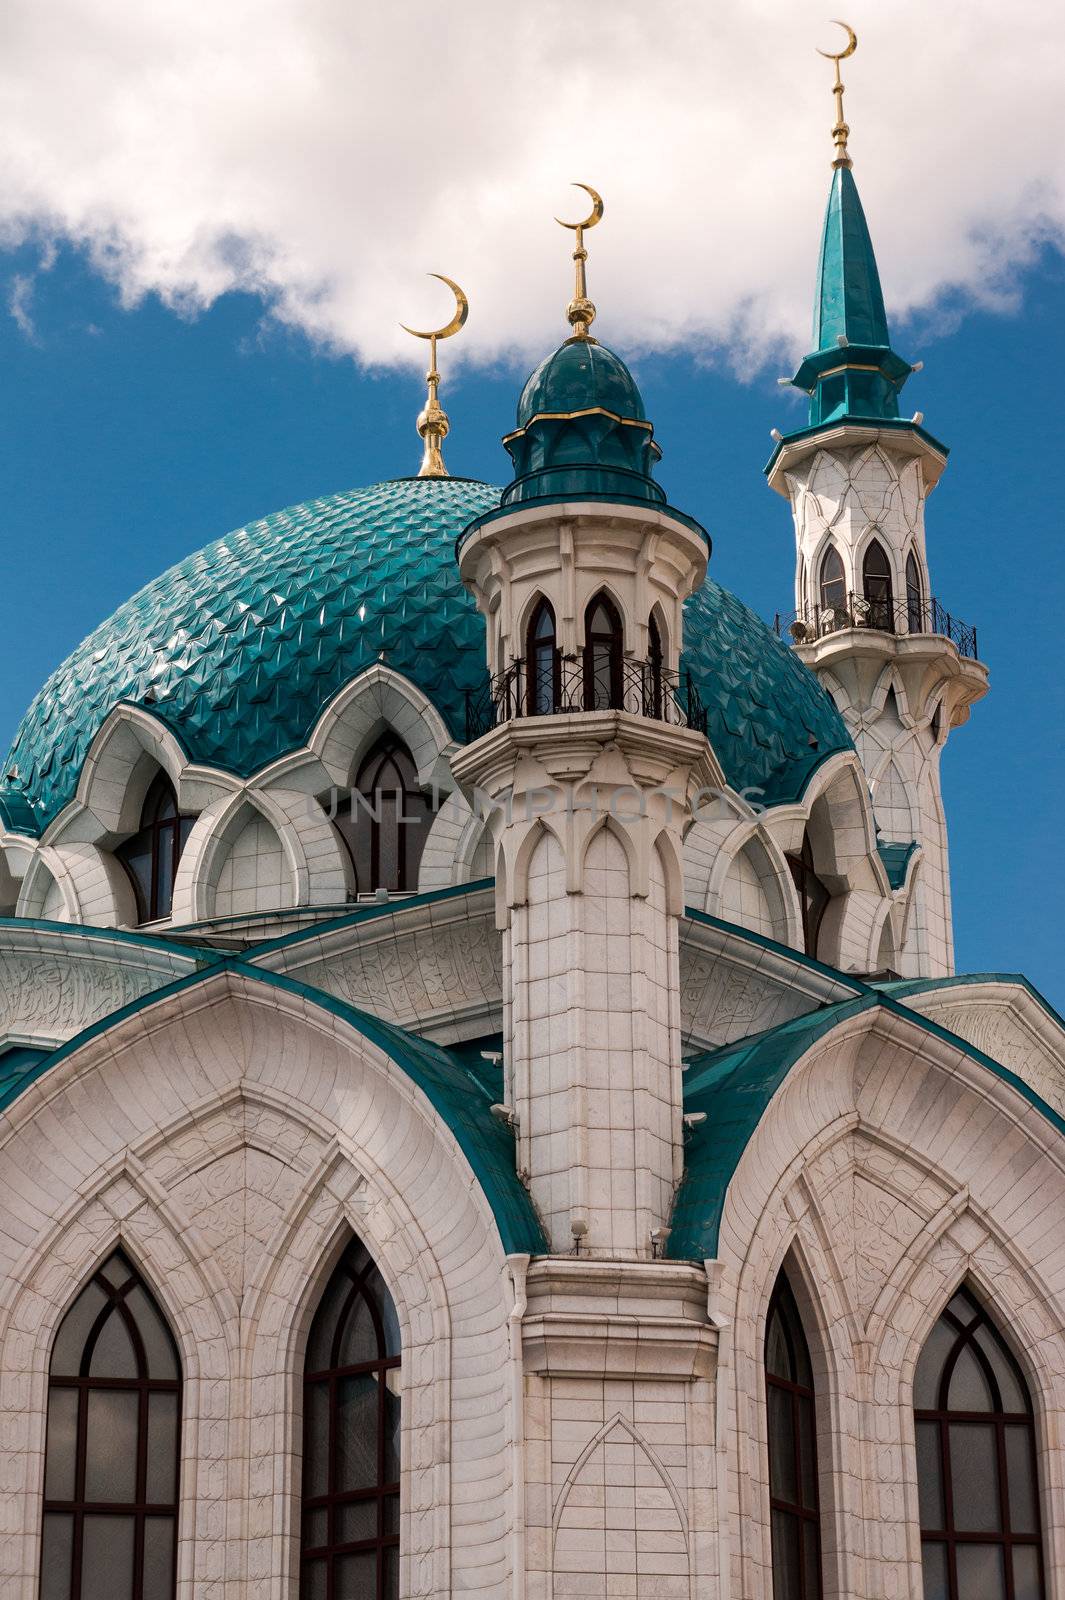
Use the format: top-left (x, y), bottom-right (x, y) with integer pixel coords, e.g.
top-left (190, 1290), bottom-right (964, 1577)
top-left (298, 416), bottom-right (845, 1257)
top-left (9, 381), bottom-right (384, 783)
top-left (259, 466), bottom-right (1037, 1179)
top-left (516, 339), bottom-right (647, 428)
top-left (0, 476), bottom-right (852, 835)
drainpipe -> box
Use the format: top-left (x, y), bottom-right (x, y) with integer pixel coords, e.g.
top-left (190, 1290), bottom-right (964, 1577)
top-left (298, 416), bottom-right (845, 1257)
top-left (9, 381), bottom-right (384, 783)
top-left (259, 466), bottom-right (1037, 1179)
top-left (505, 1254), bottom-right (531, 1600)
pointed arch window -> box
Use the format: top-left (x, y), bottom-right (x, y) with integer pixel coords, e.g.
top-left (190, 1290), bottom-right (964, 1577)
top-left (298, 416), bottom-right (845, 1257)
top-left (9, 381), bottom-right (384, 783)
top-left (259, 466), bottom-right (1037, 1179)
top-left (765, 1273), bottom-right (822, 1600)
top-left (862, 538), bottom-right (894, 631)
top-left (818, 547), bottom-right (846, 619)
top-left (332, 735), bottom-right (437, 894)
top-left (786, 830), bottom-right (830, 958)
top-left (526, 598), bottom-right (559, 716)
top-left (40, 1249), bottom-right (181, 1600)
top-left (647, 612), bottom-right (665, 719)
top-left (301, 1237), bottom-right (401, 1600)
top-left (914, 1287), bottom-right (1045, 1600)
top-left (583, 592), bottom-right (624, 711)
top-left (906, 550), bottom-right (925, 635)
top-left (115, 773), bottom-right (196, 923)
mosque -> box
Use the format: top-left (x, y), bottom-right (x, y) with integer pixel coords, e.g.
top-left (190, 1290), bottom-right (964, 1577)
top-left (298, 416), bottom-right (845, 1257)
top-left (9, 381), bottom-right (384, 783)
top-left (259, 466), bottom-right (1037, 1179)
top-left (0, 25), bottom-right (1059, 1600)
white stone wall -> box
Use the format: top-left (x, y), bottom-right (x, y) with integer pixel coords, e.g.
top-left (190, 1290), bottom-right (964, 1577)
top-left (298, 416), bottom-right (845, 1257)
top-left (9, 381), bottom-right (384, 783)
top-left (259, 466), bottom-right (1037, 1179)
top-left (510, 825), bottom-right (677, 1258)
top-left (213, 812), bottom-right (294, 917)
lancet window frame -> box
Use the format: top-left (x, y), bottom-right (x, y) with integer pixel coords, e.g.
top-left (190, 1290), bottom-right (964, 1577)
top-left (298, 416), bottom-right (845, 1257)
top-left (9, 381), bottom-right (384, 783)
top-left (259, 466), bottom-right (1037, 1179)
top-left (765, 1272), bottom-right (823, 1600)
top-left (861, 537), bottom-right (894, 631)
top-left (40, 1249), bottom-right (182, 1600)
top-left (331, 733), bottom-right (437, 895)
top-left (583, 591), bottom-right (624, 712)
top-left (906, 549), bottom-right (924, 634)
top-left (818, 546), bottom-right (847, 618)
top-left (115, 772), bottom-right (196, 924)
top-left (913, 1286), bottom-right (1046, 1600)
top-left (526, 597), bottom-right (560, 717)
top-left (300, 1235), bottom-right (402, 1600)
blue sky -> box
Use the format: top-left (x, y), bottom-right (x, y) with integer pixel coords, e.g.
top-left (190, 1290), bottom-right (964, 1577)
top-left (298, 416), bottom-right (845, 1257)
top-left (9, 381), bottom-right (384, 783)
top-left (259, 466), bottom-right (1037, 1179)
top-left (0, 236), bottom-right (1061, 1004)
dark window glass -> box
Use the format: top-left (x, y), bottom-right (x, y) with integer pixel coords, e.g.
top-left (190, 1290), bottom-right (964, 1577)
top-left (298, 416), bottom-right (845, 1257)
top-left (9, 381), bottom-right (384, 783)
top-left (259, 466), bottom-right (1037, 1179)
top-left (583, 593), bottom-right (624, 711)
top-left (914, 1286), bottom-right (1045, 1599)
top-left (526, 599), bottom-right (559, 716)
top-left (862, 539), bottom-right (894, 631)
top-left (786, 830), bottom-right (830, 959)
top-left (115, 774), bottom-right (196, 923)
top-left (765, 1274), bottom-right (822, 1600)
top-left (648, 613), bottom-right (665, 719)
top-left (41, 1250), bottom-right (181, 1600)
top-left (330, 736), bottom-right (437, 895)
top-left (301, 1237), bottom-right (401, 1600)
top-left (818, 547), bottom-right (846, 616)
top-left (906, 550), bottom-right (924, 634)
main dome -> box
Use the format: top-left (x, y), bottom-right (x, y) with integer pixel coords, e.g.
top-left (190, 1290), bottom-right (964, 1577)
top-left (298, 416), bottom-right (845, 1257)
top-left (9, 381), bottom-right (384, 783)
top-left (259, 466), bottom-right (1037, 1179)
top-left (0, 476), bottom-right (852, 835)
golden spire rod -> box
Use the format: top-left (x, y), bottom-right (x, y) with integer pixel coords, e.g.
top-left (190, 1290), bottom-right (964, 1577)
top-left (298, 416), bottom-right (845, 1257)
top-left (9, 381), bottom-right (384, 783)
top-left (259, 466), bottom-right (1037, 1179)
top-left (818, 20), bottom-right (858, 169)
top-left (400, 274), bottom-right (469, 477)
top-left (555, 183), bottom-right (604, 342)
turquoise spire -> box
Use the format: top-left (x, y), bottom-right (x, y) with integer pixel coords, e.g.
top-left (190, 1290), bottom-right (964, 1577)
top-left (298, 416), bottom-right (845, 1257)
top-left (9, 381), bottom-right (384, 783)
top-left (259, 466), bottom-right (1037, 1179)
top-left (786, 163), bottom-right (914, 429)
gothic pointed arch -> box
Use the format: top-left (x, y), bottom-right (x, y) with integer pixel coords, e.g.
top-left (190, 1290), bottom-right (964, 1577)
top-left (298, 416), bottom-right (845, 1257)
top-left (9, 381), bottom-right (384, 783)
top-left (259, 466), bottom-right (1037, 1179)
top-left (41, 1247), bottom-right (182, 1599)
top-left (861, 537), bottom-right (894, 631)
top-left (765, 1269), bottom-right (823, 1598)
top-left (818, 545), bottom-right (846, 618)
top-left (332, 733), bottom-right (438, 893)
top-left (525, 595), bottom-right (559, 716)
top-left (905, 548), bottom-right (924, 633)
top-left (115, 770), bottom-right (196, 923)
top-left (583, 590), bottom-right (624, 710)
top-left (913, 1284), bottom-right (1046, 1599)
top-left (300, 1233), bottom-right (401, 1599)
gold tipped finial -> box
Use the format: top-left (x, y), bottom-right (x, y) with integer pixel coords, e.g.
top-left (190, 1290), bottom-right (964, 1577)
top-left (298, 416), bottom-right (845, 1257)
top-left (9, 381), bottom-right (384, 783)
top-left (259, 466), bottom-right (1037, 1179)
top-left (817, 21), bottom-right (858, 169)
top-left (555, 183), bottom-right (604, 341)
top-left (401, 274), bottom-right (469, 477)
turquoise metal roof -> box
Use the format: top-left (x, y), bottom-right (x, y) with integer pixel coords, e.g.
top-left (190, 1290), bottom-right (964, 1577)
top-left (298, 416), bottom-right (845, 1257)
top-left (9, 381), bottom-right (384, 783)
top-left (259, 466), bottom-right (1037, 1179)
top-left (503, 339), bottom-right (663, 509)
top-left (783, 164), bottom-right (917, 433)
top-left (0, 475), bottom-right (852, 832)
top-left (668, 978), bottom-right (1065, 1261)
top-left (0, 954), bottom-right (547, 1256)
top-left (876, 838), bottom-right (918, 890)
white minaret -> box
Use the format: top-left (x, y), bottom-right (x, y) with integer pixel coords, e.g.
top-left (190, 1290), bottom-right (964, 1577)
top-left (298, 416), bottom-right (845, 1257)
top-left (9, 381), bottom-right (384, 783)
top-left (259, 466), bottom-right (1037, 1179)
top-left (766, 40), bottom-right (987, 977)
top-left (454, 197), bottom-right (715, 1258)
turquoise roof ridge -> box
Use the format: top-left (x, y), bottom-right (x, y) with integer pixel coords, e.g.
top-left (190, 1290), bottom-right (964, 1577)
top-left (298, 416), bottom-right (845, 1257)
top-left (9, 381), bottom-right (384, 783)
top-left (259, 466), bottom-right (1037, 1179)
top-left (785, 164), bottom-right (917, 432)
top-left (500, 337), bottom-right (664, 509)
top-left (0, 475), bottom-right (853, 832)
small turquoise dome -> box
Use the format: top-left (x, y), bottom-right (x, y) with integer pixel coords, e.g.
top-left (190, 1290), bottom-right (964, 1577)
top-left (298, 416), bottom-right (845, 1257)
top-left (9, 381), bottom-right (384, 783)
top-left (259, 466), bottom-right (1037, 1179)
top-left (516, 339), bottom-right (648, 429)
top-left (0, 475), bottom-right (852, 836)
top-left (502, 338), bottom-right (663, 510)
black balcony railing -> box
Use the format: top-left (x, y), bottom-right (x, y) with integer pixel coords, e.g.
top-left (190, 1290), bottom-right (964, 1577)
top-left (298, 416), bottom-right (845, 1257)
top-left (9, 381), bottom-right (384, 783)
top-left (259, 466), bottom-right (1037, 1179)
top-left (774, 593), bottom-right (979, 660)
top-left (465, 653), bottom-right (708, 743)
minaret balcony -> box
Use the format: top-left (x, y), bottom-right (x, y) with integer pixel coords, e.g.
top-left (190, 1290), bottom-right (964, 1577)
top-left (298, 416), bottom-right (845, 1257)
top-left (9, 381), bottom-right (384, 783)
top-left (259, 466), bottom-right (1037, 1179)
top-left (776, 593), bottom-right (979, 661)
top-left (465, 653), bottom-right (707, 743)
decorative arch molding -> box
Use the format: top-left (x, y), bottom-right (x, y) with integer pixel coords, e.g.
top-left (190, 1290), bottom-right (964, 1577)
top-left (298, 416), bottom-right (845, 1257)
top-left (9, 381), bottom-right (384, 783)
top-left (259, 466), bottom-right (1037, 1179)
top-left (306, 662), bottom-right (456, 793)
top-left (713, 1005), bottom-right (1065, 1600)
top-left (172, 784), bottom-right (349, 923)
top-left (417, 789), bottom-right (491, 891)
top-left (0, 970), bottom-right (516, 1599)
top-left (700, 817), bottom-right (799, 947)
top-left (14, 837), bottom-right (136, 927)
top-left (73, 702), bottom-right (196, 837)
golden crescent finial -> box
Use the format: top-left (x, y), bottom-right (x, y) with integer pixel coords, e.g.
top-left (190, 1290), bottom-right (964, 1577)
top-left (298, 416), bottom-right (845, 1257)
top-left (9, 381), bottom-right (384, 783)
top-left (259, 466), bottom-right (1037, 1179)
top-left (817, 19), bottom-right (857, 62)
top-left (554, 184), bottom-right (603, 341)
top-left (400, 274), bottom-right (469, 477)
top-left (817, 21), bottom-right (857, 168)
top-left (400, 273), bottom-right (469, 342)
top-left (554, 182), bottom-right (605, 233)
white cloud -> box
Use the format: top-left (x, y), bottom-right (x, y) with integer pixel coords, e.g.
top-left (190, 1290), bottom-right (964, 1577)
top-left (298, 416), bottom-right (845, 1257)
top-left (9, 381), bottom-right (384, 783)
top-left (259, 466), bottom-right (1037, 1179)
top-left (0, 0), bottom-right (1062, 375)
top-left (8, 273), bottom-right (37, 340)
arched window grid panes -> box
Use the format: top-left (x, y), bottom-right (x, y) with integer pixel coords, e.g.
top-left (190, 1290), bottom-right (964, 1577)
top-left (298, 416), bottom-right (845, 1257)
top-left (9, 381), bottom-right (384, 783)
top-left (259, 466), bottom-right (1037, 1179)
top-left (818, 547), bottom-right (846, 619)
top-left (862, 538), bottom-right (894, 632)
top-left (301, 1237), bottom-right (401, 1600)
top-left (765, 1273), bottom-right (823, 1600)
top-left (786, 831), bottom-right (830, 959)
top-left (906, 550), bottom-right (925, 635)
top-left (583, 592), bottom-right (624, 712)
top-left (330, 735), bottom-right (437, 895)
top-left (914, 1287), bottom-right (1045, 1600)
top-left (526, 598), bottom-right (560, 716)
top-left (41, 1249), bottom-right (182, 1600)
top-left (115, 773), bottom-right (196, 924)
